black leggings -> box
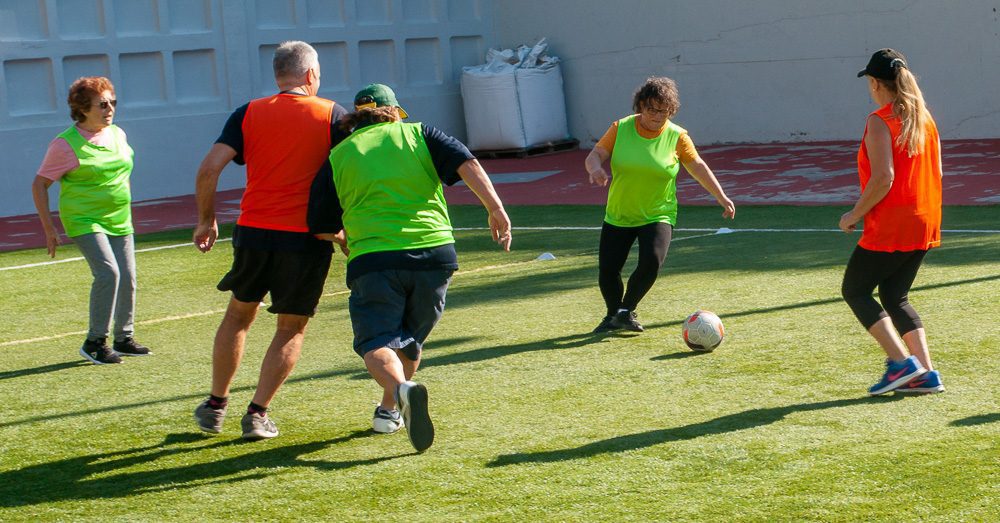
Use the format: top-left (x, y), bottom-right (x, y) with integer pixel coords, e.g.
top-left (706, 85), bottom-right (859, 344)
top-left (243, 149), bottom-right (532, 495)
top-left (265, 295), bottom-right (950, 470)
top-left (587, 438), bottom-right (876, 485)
top-left (841, 245), bottom-right (927, 334)
top-left (598, 221), bottom-right (672, 316)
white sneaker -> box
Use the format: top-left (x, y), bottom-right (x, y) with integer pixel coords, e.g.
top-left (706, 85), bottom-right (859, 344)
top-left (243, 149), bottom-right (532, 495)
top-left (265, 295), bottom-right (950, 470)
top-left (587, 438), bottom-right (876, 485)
top-left (396, 381), bottom-right (434, 452)
top-left (372, 406), bottom-right (403, 434)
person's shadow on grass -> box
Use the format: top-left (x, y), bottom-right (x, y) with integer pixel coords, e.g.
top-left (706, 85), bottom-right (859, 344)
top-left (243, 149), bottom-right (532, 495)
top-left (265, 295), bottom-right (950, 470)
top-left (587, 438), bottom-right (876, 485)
top-left (0, 429), bottom-right (404, 507)
top-left (346, 330), bottom-right (626, 380)
top-left (487, 395), bottom-right (902, 467)
top-left (950, 412), bottom-right (1000, 427)
top-left (0, 360), bottom-right (89, 381)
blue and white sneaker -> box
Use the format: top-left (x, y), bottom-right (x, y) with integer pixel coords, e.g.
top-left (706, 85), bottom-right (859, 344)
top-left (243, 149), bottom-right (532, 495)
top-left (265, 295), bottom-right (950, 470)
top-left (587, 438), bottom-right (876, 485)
top-left (895, 370), bottom-right (945, 394)
top-left (372, 405), bottom-right (403, 434)
top-left (396, 381), bottom-right (434, 452)
top-left (868, 356), bottom-right (926, 396)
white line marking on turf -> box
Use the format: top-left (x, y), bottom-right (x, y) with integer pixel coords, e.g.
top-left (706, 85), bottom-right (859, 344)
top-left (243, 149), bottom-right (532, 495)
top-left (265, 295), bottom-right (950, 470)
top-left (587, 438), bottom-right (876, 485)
top-left (2, 224), bottom-right (995, 347)
top-left (0, 238), bottom-right (233, 271)
top-left (456, 227), bottom-right (1000, 233)
top-left (4, 226), bottom-right (997, 272)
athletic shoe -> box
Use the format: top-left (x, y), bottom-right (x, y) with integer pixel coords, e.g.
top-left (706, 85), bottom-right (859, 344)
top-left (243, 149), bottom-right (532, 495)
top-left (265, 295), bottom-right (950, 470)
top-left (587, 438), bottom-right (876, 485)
top-left (895, 369), bottom-right (945, 394)
top-left (241, 412), bottom-right (278, 440)
top-left (592, 316), bottom-right (618, 333)
top-left (372, 405), bottom-right (403, 434)
top-left (396, 381), bottom-right (434, 452)
top-left (79, 338), bottom-right (122, 365)
top-left (610, 310), bottom-right (644, 332)
top-left (113, 337), bottom-right (152, 356)
top-left (193, 399), bottom-right (227, 434)
top-left (868, 356), bottom-right (926, 396)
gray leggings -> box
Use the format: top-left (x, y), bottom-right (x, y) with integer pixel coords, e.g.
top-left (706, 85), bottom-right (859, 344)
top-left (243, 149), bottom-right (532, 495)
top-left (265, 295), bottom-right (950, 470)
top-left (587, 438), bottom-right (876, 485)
top-left (73, 232), bottom-right (136, 342)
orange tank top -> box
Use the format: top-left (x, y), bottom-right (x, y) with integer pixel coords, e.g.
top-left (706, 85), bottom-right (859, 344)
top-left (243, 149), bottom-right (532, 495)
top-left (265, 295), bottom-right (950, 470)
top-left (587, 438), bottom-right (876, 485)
top-left (239, 94), bottom-right (334, 232)
top-left (856, 103), bottom-right (942, 252)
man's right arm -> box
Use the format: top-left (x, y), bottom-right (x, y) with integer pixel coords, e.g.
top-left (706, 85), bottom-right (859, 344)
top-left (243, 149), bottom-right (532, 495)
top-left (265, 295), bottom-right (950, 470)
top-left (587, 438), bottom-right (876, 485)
top-left (193, 143), bottom-right (237, 252)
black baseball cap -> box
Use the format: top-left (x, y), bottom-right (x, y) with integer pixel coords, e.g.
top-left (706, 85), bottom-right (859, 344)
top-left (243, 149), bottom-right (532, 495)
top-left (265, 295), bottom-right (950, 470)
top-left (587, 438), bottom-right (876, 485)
top-left (857, 48), bottom-right (907, 81)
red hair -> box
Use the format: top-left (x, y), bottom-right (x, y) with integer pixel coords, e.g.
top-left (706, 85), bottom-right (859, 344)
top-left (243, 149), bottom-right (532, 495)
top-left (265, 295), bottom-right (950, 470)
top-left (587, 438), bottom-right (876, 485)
top-left (67, 76), bottom-right (115, 123)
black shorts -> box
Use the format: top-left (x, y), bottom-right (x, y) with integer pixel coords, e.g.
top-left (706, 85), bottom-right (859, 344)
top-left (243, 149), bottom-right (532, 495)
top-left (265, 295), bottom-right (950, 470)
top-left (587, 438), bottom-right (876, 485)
top-left (348, 269), bottom-right (452, 360)
top-left (217, 246), bottom-right (332, 317)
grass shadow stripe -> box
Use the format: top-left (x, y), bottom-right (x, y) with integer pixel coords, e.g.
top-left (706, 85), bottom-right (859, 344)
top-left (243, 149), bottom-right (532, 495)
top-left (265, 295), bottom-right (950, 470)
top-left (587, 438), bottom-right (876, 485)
top-left (487, 396), bottom-right (903, 467)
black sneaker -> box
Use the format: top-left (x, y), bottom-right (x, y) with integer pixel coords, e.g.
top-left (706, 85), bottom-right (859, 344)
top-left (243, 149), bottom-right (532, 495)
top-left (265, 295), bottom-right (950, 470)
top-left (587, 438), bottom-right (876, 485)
top-left (396, 381), bottom-right (434, 452)
top-left (610, 310), bottom-right (644, 332)
top-left (593, 316), bottom-right (619, 333)
top-left (113, 337), bottom-right (152, 356)
top-left (79, 338), bottom-right (122, 364)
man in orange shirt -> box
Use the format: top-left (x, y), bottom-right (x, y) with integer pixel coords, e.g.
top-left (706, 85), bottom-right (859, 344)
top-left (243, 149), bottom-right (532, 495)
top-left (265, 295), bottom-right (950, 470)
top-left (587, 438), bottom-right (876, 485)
top-left (191, 41), bottom-right (348, 440)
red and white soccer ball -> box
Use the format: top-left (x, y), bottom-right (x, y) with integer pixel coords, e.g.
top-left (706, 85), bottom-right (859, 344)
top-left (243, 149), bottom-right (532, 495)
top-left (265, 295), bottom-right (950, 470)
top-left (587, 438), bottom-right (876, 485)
top-left (682, 310), bottom-right (725, 352)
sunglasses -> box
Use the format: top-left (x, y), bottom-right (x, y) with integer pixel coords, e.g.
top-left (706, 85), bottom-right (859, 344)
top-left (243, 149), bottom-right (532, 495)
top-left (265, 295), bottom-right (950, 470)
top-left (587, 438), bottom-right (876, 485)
top-left (97, 100), bottom-right (117, 109)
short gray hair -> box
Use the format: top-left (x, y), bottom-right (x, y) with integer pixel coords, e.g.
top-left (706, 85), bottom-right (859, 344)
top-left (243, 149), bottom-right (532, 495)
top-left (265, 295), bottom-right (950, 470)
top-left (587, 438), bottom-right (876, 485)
top-left (273, 41), bottom-right (318, 80)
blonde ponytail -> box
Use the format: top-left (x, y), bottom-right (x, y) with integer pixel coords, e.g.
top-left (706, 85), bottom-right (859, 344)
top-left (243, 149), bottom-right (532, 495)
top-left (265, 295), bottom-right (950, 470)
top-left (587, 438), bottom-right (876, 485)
top-left (890, 68), bottom-right (931, 157)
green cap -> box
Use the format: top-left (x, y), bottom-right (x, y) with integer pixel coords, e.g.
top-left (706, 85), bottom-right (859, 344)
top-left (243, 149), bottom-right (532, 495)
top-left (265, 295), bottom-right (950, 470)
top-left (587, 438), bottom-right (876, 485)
top-left (353, 83), bottom-right (408, 118)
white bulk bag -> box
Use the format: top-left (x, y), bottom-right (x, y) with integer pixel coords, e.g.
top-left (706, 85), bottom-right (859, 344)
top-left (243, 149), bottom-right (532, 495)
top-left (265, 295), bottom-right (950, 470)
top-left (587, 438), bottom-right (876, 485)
top-left (461, 38), bottom-right (570, 151)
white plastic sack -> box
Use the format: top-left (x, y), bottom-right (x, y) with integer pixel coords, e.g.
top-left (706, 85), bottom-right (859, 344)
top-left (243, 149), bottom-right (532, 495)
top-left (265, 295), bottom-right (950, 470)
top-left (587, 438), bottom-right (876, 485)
top-left (461, 38), bottom-right (570, 150)
top-left (461, 69), bottom-right (525, 150)
top-left (517, 65), bottom-right (569, 147)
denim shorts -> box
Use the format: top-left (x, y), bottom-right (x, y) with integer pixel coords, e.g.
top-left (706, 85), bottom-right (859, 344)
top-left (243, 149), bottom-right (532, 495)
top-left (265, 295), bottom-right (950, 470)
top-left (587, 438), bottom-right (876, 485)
top-left (348, 268), bottom-right (452, 360)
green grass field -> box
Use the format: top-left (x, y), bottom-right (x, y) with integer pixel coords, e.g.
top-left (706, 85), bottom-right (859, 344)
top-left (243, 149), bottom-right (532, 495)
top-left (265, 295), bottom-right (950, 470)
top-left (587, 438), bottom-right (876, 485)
top-left (1, 205), bottom-right (998, 522)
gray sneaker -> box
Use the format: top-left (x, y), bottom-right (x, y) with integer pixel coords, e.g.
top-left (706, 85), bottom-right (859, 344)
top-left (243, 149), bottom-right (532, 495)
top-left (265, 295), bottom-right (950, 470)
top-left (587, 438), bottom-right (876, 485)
top-left (241, 412), bottom-right (278, 440)
top-left (194, 400), bottom-right (227, 434)
top-left (396, 381), bottom-right (434, 452)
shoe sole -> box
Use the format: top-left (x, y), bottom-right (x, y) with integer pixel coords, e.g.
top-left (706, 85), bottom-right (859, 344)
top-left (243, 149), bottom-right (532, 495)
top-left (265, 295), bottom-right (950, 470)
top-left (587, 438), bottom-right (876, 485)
top-left (372, 424), bottom-right (403, 434)
top-left (242, 431), bottom-right (278, 441)
top-left (242, 423), bottom-right (278, 440)
top-left (868, 369), bottom-right (926, 396)
top-left (402, 383), bottom-right (434, 452)
top-left (116, 351), bottom-right (152, 357)
top-left (610, 320), bottom-right (643, 332)
top-left (79, 347), bottom-right (121, 365)
top-left (895, 386), bottom-right (945, 394)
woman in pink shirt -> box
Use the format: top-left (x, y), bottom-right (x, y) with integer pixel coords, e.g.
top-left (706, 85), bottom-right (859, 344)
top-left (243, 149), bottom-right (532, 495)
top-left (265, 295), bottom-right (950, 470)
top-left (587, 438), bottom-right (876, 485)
top-left (31, 76), bottom-right (152, 365)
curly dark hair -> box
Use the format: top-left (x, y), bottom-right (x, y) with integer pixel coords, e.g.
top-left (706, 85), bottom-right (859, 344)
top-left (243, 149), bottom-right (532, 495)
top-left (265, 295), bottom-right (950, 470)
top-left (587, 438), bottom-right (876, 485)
top-left (632, 76), bottom-right (680, 117)
top-left (339, 105), bottom-right (400, 133)
top-left (67, 76), bottom-right (115, 123)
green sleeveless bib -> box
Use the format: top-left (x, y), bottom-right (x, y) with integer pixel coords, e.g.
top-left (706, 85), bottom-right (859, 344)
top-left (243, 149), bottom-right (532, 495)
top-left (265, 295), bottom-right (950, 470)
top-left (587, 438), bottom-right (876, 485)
top-left (57, 125), bottom-right (134, 237)
top-left (605, 115), bottom-right (684, 227)
top-left (330, 122), bottom-right (454, 262)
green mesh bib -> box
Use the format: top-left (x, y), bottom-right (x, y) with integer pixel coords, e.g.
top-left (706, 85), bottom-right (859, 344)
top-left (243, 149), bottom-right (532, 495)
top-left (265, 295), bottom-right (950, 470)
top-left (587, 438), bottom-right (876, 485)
top-left (605, 115), bottom-right (684, 227)
top-left (56, 125), bottom-right (134, 237)
top-left (330, 122), bottom-right (454, 262)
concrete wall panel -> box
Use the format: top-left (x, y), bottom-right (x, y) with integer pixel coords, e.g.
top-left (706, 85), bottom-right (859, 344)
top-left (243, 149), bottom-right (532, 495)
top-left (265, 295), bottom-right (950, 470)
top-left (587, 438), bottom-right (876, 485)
top-left (492, 0), bottom-right (1000, 146)
top-left (0, 0), bottom-right (493, 216)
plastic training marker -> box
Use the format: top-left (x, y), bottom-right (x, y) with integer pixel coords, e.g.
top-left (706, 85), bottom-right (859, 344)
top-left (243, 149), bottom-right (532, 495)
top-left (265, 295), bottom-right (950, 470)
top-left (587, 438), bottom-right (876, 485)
top-left (535, 252), bottom-right (556, 261)
top-left (715, 228), bottom-right (735, 234)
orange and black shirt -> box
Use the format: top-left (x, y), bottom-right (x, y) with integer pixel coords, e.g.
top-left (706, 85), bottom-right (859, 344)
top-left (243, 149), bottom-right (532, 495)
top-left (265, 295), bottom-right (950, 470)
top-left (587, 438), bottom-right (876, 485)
top-left (216, 92), bottom-right (347, 250)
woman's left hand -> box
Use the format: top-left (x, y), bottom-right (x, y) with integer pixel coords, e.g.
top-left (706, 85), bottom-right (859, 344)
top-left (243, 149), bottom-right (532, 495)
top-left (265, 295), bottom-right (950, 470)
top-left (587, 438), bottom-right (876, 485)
top-left (44, 229), bottom-right (60, 258)
top-left (839, 211), bottom-right (859, 233)
top-left (719, 196), bottom-right (736, 219)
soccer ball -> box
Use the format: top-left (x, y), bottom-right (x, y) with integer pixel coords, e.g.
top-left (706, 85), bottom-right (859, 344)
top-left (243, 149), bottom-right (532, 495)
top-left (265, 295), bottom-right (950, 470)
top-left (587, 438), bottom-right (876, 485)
top-left (682, 310), bottom-right (725, 352)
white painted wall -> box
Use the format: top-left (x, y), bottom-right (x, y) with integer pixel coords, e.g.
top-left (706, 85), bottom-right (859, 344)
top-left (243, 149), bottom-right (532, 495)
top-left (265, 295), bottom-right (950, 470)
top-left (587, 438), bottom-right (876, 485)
top-left (4, 1), bottom-right (997, 218)
top-left (491, 0), bottom-right (1000, 146)
top-left (0, 0), bottom-right (492, 216)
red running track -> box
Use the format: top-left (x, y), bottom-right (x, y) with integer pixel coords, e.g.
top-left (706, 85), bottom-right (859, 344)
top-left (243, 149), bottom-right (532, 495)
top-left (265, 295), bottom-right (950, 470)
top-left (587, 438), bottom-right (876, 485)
top-left (2, 140), bottom-right (997, 252)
